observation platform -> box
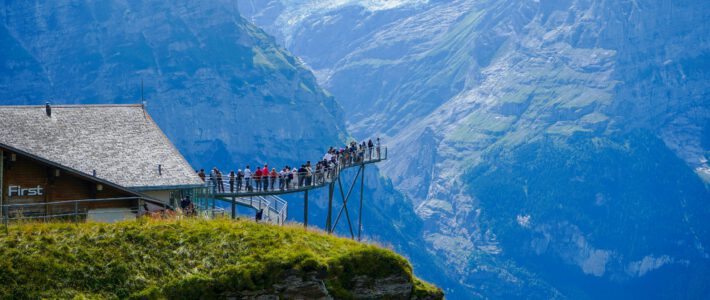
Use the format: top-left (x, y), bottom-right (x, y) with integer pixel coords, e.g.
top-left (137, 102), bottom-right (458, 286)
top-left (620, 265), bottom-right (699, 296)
top-left (199, 146), bottom-right (387, 240)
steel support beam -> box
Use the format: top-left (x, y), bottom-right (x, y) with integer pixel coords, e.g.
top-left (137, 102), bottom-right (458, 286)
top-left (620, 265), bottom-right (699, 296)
top-left (231, 196), bottom-right (236, 219)
top-left (333, 166), bottom-right (362, 239)
top-left (304, 189), bottom-right (309, 228)
top-left (358, 164), bottom-right (365, 241)
top-left (326, 181), bottom-right (334, 233)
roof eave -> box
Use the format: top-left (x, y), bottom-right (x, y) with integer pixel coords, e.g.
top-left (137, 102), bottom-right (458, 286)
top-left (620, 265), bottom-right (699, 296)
top-left (130, 184), bottom-right (205, 192)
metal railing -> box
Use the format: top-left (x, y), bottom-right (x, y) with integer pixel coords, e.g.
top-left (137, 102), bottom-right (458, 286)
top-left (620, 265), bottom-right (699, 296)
top-left (1, 197), bottom-right (151, 223)
top-left (194, 145), bottom-right (386, 225)
top-left (202, 146), bottom-right (387, 196)
top-left (237, 195), bottom-right (288, 225)
top-left (205, 169), bottom-right (337, 195)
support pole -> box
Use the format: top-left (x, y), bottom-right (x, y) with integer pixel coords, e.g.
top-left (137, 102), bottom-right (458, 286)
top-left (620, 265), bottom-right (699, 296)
top-left (304, 190), bottom-right (309, 228)
top-left (358, 165), bottom-right (365, 241)
top-left (326, 181), bottom-right (334, 233)
top-left (231, 196), bottom-right (236, 219)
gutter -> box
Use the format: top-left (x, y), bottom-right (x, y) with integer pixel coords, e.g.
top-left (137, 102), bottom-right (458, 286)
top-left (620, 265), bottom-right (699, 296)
top-left (130, 184), bottom-right (205, 192)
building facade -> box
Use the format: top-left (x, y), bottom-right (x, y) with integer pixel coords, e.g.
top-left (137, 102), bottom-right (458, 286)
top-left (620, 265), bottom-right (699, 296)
top-left (0, 104), bottom-right (204, 222)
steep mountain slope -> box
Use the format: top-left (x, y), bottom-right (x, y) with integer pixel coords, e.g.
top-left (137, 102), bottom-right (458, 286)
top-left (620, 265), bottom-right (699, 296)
top-left (0, 2), bottom-right (448, 297)
top-left (0, 1), bottom-right (344, 167)
top-left (240, 0), bottom-right (710, 298)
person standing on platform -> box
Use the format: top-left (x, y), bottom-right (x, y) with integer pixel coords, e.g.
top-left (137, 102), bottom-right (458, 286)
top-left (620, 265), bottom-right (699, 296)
top-left (376, 137), bottom-right (381, 159)
top-left (210, 168), bottom-right (218, 192)
top-left (216, 168), bottom-right (224, 193)
top-left (269, 168), bottom-right (278, 191)
top-left (305, 162), bottom-right (313, 186)
top-left (244, 165), bottom-right (253, 191)
top-left (229, 170), bottom-right (235, 193)
top-left (278, 168), bottom-right (286, 190)
top-left (198, 169), bottom-right (206, 182)
top-left (298, 165), bottom-right (306, 187)
top-left (237, 169), bottom-right (244, 191)
top-left (262, 164), bottom-right (269, 191)
top-left (254, 167), bottom-right (262, 191)
top-left (288, 167), bottom-right (295, 189)
top-left (368, 139), bottom-right (374, 160)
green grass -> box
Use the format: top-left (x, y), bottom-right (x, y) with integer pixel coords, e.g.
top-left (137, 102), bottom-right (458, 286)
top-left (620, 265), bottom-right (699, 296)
top-left (0, 218), bottom-right (442, 299)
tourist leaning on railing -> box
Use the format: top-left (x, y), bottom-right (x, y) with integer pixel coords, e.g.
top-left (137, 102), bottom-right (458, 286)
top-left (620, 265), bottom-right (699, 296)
top-left (198, 138), bottom-right (382, 194)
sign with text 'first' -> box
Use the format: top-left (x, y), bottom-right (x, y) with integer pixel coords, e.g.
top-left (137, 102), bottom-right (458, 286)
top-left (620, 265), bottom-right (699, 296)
top-left (8, 185), bottom-right (44, 197)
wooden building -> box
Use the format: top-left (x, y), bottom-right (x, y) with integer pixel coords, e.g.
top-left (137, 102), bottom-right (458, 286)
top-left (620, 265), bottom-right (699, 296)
top-left (0, 104), bottom-right (204, 222)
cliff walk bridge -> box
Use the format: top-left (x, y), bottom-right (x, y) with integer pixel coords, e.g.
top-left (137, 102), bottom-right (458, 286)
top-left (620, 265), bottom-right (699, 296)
top-left (196, 147), bottom-right (387, 241)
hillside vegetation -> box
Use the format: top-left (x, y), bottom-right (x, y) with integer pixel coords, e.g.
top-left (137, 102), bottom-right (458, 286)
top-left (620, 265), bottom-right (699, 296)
top-left (0, 219), bottom-right (442, 299)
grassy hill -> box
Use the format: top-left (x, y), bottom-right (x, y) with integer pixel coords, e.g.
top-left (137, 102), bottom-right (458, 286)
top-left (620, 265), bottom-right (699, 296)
top-left (0, 218), bottom-right (442, 299)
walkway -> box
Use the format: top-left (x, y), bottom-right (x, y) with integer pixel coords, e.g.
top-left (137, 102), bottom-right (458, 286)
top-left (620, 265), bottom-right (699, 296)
top-left (202, 146), bottom-right (387, 226)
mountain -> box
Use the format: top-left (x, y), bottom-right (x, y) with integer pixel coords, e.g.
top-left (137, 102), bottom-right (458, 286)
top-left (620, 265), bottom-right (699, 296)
top-left (0, 1), bottom-right (345, 167)
top-left (240, 0), bottom-right (710, 298)
top-left (0, 1), bottom-right (451, 297)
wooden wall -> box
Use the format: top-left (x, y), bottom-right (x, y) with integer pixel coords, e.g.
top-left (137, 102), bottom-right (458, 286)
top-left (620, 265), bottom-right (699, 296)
top-left (1, 149), bottom-right (136, 217)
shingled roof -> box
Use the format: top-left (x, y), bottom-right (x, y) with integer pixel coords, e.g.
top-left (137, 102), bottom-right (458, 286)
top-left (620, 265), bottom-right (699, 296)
top-left (0, 104), bottom-right (203, 189)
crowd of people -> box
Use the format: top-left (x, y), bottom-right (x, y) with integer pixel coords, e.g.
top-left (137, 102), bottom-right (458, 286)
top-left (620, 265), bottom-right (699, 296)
top-left (196, 138), bottom-right (382, 194)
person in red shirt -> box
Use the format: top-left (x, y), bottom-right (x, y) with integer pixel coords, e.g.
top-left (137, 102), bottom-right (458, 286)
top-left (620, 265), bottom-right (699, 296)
top-left (270, 168), bottom-right (278, 190)
top-left (262, 164), bottom-right (269, 191)
top-left (254, 168), bottom-right (263, 191)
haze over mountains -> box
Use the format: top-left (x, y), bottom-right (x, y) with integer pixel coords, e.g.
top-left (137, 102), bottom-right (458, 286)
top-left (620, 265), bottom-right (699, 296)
top-left (241, 0), bottom-right (710, 298)
top-left (1, 0), bottom-right (709, 298)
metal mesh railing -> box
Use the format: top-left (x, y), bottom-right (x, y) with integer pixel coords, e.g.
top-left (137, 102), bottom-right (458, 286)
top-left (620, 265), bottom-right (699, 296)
top-left (0, 197), bottom-right (153, 223)
top-left (202, 146), bottom-right (387, 196)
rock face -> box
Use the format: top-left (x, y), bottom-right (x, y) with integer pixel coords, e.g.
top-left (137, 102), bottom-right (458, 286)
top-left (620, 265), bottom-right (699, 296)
top-left (232, 271), bottom-right (434, 300)
top-left (240, 0), bottom-right (710, 298)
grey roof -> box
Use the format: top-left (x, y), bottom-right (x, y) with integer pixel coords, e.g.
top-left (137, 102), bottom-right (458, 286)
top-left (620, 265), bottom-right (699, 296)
top-left (0, 104), bottom-right (203, 189)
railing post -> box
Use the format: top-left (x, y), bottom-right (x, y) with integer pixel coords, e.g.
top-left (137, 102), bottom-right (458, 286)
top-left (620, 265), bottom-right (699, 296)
top-left (2, 206), bottom-right (6, 232)
top-left (231, 196), bottom-right (236, 220)
top-left (304, 190), bottom-right (309, 228)
top-left (74, 201), bottom-right (79, 223)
